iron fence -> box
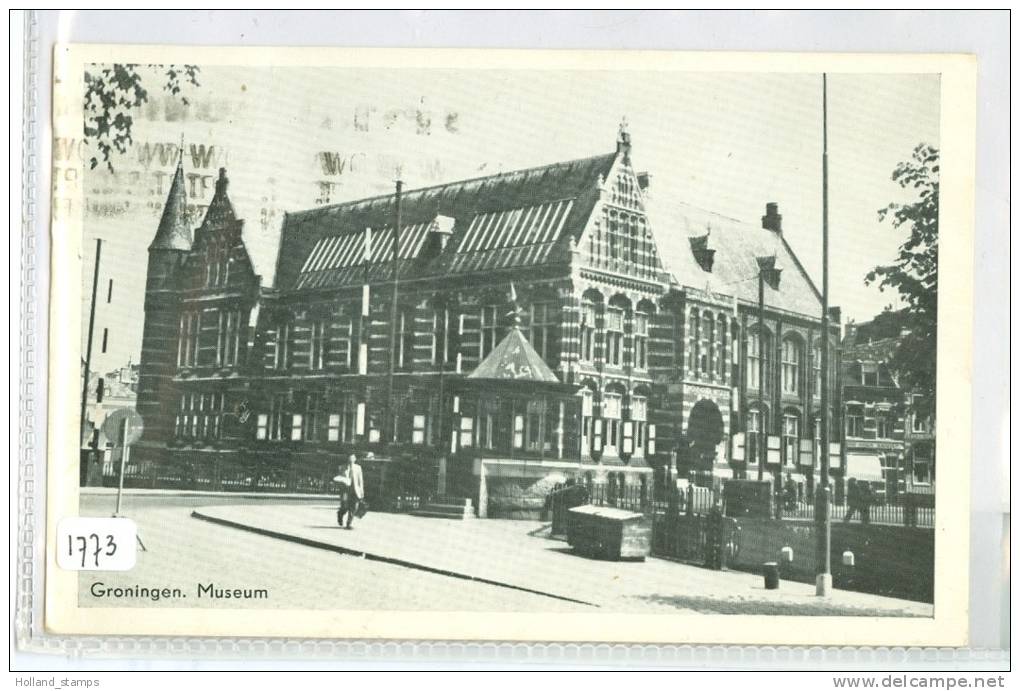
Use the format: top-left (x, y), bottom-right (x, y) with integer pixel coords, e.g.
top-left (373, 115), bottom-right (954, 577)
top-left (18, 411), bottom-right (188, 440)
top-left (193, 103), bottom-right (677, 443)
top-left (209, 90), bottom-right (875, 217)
top-left (106, 455), bottom-right (436, 513)
top-left (778, 496), bottom-right (934, 528)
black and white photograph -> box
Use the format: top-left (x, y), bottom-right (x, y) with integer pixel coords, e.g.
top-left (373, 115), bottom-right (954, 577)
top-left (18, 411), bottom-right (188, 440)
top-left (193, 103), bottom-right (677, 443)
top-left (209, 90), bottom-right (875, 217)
top-left (41, 43), bottom-right (978, 646)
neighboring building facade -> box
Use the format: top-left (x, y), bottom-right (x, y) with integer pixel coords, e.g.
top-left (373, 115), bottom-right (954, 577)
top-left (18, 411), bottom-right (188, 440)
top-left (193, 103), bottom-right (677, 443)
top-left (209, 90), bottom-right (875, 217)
top-left (841, 312), bottom-right (935, 494)
top-left (131, 129), bottom-right (843, 514)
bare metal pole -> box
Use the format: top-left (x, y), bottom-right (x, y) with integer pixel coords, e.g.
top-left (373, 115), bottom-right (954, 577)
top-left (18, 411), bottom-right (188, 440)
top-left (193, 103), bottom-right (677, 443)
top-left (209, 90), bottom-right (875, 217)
top-left (816, 72), bottom-right (833, 596)
top-left (385, 179), bottom-right (403, 443)
top-left (80, 238), bottom-right (102, 447)
top-left (757, 270), bottom-right (765, 482)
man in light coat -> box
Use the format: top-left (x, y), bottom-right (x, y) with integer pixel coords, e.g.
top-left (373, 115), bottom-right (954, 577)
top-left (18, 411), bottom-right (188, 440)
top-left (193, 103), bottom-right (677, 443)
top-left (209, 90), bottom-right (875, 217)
top-left (337, 454), bottom-right (365, 529)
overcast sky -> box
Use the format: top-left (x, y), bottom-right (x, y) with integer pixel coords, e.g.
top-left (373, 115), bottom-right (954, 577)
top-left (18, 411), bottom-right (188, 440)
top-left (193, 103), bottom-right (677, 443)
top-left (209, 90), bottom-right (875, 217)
top-left (79, 65), bottom-right (940, 374)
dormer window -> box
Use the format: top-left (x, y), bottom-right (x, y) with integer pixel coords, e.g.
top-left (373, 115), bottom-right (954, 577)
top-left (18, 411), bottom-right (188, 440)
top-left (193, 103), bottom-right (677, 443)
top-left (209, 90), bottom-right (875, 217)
top-left (689, 232), bottom-right (715, 272)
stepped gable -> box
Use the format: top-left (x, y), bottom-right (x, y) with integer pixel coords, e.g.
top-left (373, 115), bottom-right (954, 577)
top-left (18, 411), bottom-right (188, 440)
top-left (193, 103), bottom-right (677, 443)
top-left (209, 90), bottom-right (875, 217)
top-left (275, 152), bottom-right (617, 291)
top-left (466, 326), bottom-right (560, 384)
top-left (149, 155), bottom-right (192, 251)
top-left (648, 198), bottom-right (823, 316)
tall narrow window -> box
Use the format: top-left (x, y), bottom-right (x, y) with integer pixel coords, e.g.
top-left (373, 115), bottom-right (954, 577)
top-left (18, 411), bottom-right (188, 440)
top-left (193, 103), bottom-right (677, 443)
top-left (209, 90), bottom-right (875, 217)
top-left (580, 388), bottom-right (594, 455)
top-left (529, 301), bottom-right (556, 362)
top-left (747, 330), bottom-right (771, 391)
top-left (602, 392), bottom-right (622, 456)
top-left (177, 312), bottom-right (200, 367)
top-left (633, 311), bottom-right (649, 370)
top-left (812, 344), bottom-right (822, 398)
top-left (479, 304), bottom-right (500, 358)
top-left (431, 306), bottom-right (448, 366)
top-left (580, 300), bottom-right (597, 362)
top-left (606, 307), bottom-right (624, 367)
top-left (782, 338), bottom-right (801, 395)
top-left (689, 310), bottom-right (700, 375)
top-left (337, 314), bottom-right (353, 369)
top-left (716, 315), bottom-right (727, 378)
top-left (747, 331), bottom-right (761, 390)
top-left (782, 413), bottom-right (799, 465)
top-left (305, 394), bottom-right (322, 441)
top-left (631, 395), bottom-right (647, 457)
top-left (310, 320), bottom-right (327, 370)
top-left (274, 323), bottom-right (291, 370)
top-left (398, 308), bottom-right (414, 370)
top-left (268, 394), bottom-right (287, 441)
top-left (846, 404), bottom-right (864, 438)
top-left (702, 312), bottom-right (713, 374)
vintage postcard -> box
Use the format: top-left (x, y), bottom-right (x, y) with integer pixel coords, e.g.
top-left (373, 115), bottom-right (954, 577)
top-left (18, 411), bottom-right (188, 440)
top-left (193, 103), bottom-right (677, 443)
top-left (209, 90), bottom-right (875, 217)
top-left (46, 45), bottom-right (975, 645)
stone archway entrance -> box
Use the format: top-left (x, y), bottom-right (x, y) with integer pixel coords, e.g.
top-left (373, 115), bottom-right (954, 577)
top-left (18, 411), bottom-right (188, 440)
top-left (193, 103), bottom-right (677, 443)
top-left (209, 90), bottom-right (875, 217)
top-left (687, 399), bottom-right (725, 472)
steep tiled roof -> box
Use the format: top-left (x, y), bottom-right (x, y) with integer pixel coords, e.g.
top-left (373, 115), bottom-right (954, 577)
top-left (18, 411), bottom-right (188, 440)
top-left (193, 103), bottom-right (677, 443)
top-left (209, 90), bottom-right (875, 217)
top-left (149, 158), bottom-right (192, 251)
top-left (646, 198), bottom-right (823, 316)
top-left (277, 153), bottom-right (616, 290)
top-left (466, 326), bottom-right (560, 384)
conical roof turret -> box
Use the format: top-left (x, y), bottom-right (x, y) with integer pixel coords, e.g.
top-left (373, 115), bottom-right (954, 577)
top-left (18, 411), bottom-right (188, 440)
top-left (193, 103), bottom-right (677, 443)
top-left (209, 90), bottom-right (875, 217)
top-left (149, 152), bottom-right (192, 251)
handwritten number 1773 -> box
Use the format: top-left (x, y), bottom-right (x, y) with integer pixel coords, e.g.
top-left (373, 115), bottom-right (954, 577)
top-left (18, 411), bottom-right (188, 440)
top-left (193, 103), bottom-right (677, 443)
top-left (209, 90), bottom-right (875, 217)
top-left (67, 533), bottom-right (117, 568)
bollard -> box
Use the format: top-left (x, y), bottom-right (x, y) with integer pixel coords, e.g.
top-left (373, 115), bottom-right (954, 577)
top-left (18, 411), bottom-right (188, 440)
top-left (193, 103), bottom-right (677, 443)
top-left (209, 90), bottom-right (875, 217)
top-left (762, 561), bottom-right (780, 590)
top-left (780, 546), bottom-right (794, 563)
top-left (842, 550), bottom-right (855, 567)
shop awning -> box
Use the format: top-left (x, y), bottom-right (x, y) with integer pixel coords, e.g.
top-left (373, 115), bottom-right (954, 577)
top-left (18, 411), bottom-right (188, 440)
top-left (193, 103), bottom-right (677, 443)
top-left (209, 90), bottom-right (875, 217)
top-left (845, 454), bottom-right (885, 483)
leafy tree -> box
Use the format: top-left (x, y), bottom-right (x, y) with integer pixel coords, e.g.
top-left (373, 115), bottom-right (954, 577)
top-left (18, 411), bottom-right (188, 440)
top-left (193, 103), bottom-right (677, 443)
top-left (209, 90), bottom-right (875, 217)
top-left (84, 64), bottom-right (200, 171)
top-left (865, 143), bottom-right (938, 422)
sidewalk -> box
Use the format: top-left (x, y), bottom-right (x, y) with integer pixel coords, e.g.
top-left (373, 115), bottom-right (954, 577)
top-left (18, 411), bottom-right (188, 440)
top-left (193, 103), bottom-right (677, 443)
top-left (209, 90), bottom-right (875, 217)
top-left (191, 504), bottom-right (933, 616)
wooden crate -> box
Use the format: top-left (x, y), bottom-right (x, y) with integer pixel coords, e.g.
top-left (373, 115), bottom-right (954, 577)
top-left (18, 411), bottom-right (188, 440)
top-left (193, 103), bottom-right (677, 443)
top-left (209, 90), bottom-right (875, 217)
top-left (566, 505), bottom-right (651, 561)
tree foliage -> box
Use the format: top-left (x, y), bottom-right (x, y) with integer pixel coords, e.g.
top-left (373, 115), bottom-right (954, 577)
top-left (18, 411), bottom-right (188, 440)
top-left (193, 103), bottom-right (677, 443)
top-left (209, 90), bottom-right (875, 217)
top-left (865, 143), bottom-right (939, 421)
top-left (84, 64), bottom-right (200, 171)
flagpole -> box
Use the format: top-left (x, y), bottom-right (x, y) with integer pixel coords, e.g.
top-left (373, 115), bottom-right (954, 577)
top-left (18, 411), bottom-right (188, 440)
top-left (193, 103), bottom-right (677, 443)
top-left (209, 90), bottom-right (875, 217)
top-left (816, 72), bottom-right (833, 597)
top-left (385, 178), bottom-right (403, 444)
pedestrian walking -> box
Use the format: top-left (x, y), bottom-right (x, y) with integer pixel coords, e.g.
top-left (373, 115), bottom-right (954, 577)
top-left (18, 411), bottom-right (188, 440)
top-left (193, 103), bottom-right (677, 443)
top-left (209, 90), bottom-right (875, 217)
top-left (335, 454), bottom-right (365, 530)
top-left (860, 482), bottom-right (872, 525)
top-left (843, 477), bottom-right (859, 523)
top-left (783, 473), bottom-right (798, 510)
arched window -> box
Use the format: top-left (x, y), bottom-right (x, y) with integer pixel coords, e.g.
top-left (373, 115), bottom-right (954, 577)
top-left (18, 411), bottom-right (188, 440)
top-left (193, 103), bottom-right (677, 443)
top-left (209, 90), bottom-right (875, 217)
top-left (579, 385), bottom-right (595, 456)
top-left (606, 296), bottom-right (630, 367)
top-left (602, 388), bottom-right (623, 457)
top-left (633, 301), bottom-right (654, 371)
top-left (746, 405), bottom-right (768, 467)
top-left (630, 392), bottom-right (648, 457)
top-left (781, 337), bottom-right (802, 395)
top-left (782, 410), bottom-right (800, 465)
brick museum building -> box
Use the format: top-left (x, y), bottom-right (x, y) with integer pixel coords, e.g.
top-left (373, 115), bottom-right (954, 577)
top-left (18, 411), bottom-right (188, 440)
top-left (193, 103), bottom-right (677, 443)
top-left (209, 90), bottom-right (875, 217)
top-left (130, 128), bottom-right (843, 517)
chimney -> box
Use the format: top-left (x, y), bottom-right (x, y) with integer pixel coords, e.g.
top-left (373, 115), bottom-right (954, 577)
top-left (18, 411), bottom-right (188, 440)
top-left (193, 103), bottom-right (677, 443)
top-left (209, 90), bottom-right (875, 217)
top-left (422, 214), bottom-right (456, 258)
top-left (430, 215), bottom-right (455, 250)
top-left (762, 202), bottom-right (782, 234)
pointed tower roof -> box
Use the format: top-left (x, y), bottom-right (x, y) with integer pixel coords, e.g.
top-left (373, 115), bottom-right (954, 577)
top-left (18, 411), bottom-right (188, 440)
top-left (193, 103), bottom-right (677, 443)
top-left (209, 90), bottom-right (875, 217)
top-left (466, 326), bottom-right (560, 384)
top-left (199, 167), bottom-right (239, 232)
top-left (149, 153), bottom-right (192, 251)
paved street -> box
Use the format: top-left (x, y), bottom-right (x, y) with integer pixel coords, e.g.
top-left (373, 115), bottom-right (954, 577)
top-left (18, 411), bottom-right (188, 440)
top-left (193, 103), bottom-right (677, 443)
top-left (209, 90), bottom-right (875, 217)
top-left (190, 501), bottom-right (933, 617)
top-left (77, 493), bottom-right (584, 612)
